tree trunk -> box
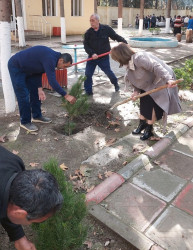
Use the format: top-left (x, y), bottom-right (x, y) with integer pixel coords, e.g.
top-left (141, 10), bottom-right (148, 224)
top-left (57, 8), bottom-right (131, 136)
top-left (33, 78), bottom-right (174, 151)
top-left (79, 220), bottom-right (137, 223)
top-left (0, 0), bottom-right (16, 113)
top-left (14, 0), bottom-right (26, 47)
top-left (138, 0), bottom-right (144, 36)
top-left (94, 0), bottom-right (97, 13)
top-left (165, 0), bottom-right (171, 33)
top-left (60, 0), bottom-right (66, 44)
top-left (118, 0), bottom-right (122, 34)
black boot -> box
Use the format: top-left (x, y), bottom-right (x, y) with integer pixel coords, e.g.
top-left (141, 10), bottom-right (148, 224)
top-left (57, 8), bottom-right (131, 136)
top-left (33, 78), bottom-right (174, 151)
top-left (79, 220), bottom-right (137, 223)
top-left (140, 124), bottom-right (154, 140)
top-left (132, 119), bottom-right (147, 135)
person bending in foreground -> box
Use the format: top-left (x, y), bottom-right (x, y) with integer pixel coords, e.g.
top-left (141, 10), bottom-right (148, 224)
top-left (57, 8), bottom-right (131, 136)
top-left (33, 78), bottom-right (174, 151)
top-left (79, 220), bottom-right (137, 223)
top-left (0, 145), bottom-right (63, 250)
top-left (83, 13), bottom-right (128, 95)
top-left (8, 45), bottom-right (76, 132)
top-left (111, 43), bottom-right (181, 140)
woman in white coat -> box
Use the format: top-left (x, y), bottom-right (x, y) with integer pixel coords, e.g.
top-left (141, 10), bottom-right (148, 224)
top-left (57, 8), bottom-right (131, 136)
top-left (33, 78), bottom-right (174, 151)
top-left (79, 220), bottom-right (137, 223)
top-left (111, 43), bottom-right (181, 140)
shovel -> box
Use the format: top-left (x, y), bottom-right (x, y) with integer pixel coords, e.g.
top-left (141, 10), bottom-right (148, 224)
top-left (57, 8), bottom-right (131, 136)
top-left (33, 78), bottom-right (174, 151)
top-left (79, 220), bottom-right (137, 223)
top-left (105, 78), bottom-right (184, 119)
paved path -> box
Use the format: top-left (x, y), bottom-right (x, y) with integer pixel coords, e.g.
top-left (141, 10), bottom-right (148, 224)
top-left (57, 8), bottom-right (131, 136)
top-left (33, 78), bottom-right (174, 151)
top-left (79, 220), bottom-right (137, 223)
top-left (1, 28), bottom-right (193, 250)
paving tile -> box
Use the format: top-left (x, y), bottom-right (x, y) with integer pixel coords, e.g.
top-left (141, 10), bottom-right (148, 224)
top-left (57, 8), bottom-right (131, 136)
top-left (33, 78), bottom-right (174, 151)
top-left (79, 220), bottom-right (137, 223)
top-left (146, 206), bottom-right (193, 250)
top-left (171, 128), bottom-right (193, 158)
top-left (133, 169), bottom-right (186, 202)
top-left (157, 149), bottom-right (193, 180)
top-left (182, 116), bottom-right (193, 128)
top-left (103, 182), bottom-right (166, 232)
top-left (173, 182), bottom-right (193, 216)
top-left (165, 124), bottom-right (189, 141)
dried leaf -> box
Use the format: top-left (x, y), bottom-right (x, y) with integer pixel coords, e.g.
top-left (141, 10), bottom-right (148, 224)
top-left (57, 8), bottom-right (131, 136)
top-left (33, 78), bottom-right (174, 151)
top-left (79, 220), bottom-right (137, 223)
top-left (149, 136), bottom-right (161, 141)
top-left (122, 161), bottom-right (128, 166)
top-left (106, 138), bottom-right (117, 146)
top-left (105, 111), bottom-right (112, 120)
top-left (12, 150), bottom-right (19, 155)
top-left (60, 163), bottom-right (68, 171)
top-left (104, 171), bottom-right (114, 178)
top-left (36, 138), bottom-right (41, 142)
top-left (132, 144), bottom-right (145, 154)
top-left (84, 241), bottom-right (93, 249)
top-left (73, 179), bottom-right (85, 190)
top-left (98, 173), bottom-right (103, 180)
top-left (54, 137), bottom-right (58, 141)
top-left (104, 240), bottom-right (110, 246)
top-left (87, 185), bottom-right (95, 192)
top-left (29, 162), bottom-right (39, 167)
top-left (0, 135), bottom-right (6, 143)
top-left (108, 121), bottom-right (120, 126)
top-left (114, 128), bottom-right (120, 132)
top-left (70, 175), bottom-right (78, 180)
top-left (154, 160), bottom-right (161, 165)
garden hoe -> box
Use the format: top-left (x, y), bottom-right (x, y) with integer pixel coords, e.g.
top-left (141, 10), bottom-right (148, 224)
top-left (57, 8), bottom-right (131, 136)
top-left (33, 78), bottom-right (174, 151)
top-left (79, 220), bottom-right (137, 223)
top-left (105, 78), bottom-right (184, 119)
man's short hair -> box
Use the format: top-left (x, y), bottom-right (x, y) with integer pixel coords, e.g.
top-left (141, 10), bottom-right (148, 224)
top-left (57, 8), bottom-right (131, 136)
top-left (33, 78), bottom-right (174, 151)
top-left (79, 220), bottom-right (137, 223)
top-left (9, 169), bottom-right (63, 220)
top-left (60, 53), bottom-right (73, 64)
top-left (91, 13), bottom-right (100, 21)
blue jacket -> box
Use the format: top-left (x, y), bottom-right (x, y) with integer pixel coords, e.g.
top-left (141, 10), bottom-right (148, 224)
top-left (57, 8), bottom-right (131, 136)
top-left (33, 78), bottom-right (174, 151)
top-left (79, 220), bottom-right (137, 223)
top-left (9, 46), bottom-right (67, 96)
top-left (0, 146), bottom-right (25, 242)
top-left (188, 19), bottom-right (193, 29)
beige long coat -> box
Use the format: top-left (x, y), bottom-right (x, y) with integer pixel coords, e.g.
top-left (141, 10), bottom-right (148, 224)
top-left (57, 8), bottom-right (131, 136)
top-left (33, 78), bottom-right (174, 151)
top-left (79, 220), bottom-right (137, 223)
top-left (124, 52), bottom-right (181, 115)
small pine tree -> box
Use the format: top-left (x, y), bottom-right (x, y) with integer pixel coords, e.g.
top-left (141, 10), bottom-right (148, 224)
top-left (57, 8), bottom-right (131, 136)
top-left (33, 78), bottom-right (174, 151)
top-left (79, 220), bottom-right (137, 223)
top-left (32, 159), bottom-right (87, 250)
top-left (62, 75), bottom-right (89, 135)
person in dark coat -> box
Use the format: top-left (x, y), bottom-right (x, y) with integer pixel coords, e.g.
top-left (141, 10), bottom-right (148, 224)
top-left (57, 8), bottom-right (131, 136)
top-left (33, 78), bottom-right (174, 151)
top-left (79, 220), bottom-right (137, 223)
top-left (173, 15), bottom-right (183, 36)
top-left (83, 13), bottom-right (128, 95)
top-left (8, 46), bottom-right (76, 132)
top-left (0, 145), bottom-right (63, 250)
top-left (111, 43), bottom-right (181, 140)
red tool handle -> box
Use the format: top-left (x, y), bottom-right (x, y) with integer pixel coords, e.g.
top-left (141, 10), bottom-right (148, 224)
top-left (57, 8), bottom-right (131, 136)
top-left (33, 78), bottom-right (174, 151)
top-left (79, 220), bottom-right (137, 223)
top-left (71, 51), bottom-right (111, 66)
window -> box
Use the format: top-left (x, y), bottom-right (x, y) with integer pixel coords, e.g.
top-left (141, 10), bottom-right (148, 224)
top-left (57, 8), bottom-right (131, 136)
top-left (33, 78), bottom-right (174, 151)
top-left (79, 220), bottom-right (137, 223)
top-left (42, 0), bottom-right (57, 16)
top-left (71, 0), bottom-right (83, 16)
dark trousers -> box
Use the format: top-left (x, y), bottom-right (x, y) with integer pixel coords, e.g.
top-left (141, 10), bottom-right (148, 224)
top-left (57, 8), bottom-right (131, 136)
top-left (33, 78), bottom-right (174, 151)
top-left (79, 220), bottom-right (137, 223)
top-left (84, 55), bottom-right (117, 94)
top-left (8, 60), bottom-right (42, 124)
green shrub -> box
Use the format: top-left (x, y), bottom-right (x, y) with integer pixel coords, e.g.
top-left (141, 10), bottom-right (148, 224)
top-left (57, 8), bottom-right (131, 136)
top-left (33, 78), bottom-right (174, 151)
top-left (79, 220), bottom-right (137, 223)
top-left (32, 159), bottom-right (87, 250)
top-left (62, 75), bottom-right (89, 135)
top-left (174, 59), bottom-right (193, 90)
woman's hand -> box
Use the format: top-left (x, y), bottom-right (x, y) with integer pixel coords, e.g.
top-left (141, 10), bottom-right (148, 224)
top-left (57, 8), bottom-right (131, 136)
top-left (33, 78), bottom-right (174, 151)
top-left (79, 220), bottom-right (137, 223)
top-left (167, 80), bottom-right (177, 88)
top-left (92, 54), bottom-right (98, 60)
top-left (131, 91), bottom-right (139, 101)
top-left (38, 87), bottom-right (46, 101)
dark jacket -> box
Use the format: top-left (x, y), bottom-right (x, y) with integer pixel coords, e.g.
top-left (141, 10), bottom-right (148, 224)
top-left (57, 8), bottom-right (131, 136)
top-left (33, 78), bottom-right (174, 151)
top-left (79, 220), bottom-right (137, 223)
top-left (0, 146), bottom-right (25, 241)
top-left (84, 24), bottom-right (127, 57)
top-left (8, 46), bottom-right (67, 96)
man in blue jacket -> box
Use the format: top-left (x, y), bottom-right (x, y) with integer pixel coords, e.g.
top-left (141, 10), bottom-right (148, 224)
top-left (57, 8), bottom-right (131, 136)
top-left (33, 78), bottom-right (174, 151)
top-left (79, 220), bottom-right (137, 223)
top-left (8, 46), bottom-right (76, 132)
top-left (0, 145), bottom-right (63, 250)
top-left (83, 13), bottom-right (128, 95)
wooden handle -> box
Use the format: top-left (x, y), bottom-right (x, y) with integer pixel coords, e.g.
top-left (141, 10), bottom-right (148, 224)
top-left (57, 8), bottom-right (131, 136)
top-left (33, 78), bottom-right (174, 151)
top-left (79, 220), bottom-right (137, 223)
top-left (110, 78), bottom-right (184, 110)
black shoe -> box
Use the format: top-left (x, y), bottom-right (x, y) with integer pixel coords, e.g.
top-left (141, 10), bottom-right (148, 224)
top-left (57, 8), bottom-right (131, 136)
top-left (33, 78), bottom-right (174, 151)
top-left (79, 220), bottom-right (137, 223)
top-left (114, 84), bottom-right (120, 92)
top-left (32, 116), bottom-right (52, 123)
top-left (140, 124), bottom-right (154, 140)
top-left (20, 123), bottom-right (38, 132)
top-left (132, 119), bottom-right (147, 135)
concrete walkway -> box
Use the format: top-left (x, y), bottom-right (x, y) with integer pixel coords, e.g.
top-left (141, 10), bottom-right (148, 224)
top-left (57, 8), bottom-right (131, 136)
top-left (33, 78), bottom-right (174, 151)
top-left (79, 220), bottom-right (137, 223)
top-left (1, 28), bottom-right (193, 250)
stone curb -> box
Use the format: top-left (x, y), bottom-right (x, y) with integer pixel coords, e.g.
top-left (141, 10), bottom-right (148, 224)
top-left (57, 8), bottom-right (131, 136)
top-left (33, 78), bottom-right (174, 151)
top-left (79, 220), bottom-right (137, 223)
top-left (86, 173), bottom-right (125, 204)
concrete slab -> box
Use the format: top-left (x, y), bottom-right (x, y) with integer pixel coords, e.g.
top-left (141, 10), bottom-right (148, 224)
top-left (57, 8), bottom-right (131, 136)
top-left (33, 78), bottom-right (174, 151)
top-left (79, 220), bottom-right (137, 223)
top-left (146, 206), bottom-right (193, 250)
top-left (181, 116), bottom-right (193, 128)
top-left (164, 124), bottom-right (189, 141)
top-left (173, 182), bottom-right (193, 216)
top-left (157, 150), bottom-right (193, 180)
top-left (132, 169), bottom-right (186, 202)
top-left (102, 183), bottom-right (166, 232)
top-left (171, 128), bottom-right (193, 158)
top-left (89, 204), bottom-right (154, 250)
